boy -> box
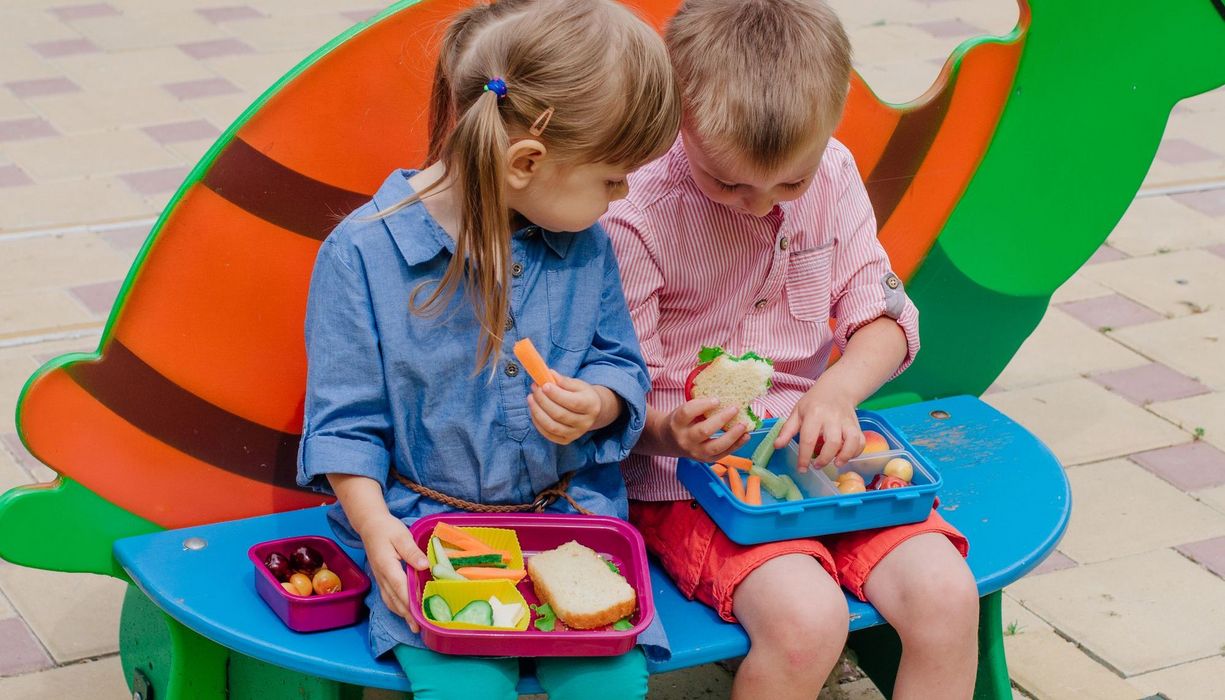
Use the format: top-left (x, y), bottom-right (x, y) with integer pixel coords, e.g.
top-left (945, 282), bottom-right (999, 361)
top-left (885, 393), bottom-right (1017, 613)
top-left (602, 1), bottom-right (979, 698)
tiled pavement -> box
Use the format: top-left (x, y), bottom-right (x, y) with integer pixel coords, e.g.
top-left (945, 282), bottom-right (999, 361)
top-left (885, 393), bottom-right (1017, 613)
top-left (0, 1), bottom-right (1222, 698)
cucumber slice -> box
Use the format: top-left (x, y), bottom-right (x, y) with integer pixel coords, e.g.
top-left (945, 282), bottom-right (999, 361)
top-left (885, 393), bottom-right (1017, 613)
top-left (751, 420), bottom-right (784, 470)
top-left (750, 465), bottom-right (790, 499)
top-left (780, 474), bottom-right (804, 501)
top-left (453, 600), bottom-right (494, 626)
top-left (449, 553), bottom-right (505, 567)
top-left (423, 595), bottom-right (453, 622)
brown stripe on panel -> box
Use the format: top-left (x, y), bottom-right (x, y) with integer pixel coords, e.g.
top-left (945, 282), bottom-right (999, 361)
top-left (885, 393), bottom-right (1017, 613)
top-left (203, 138), bottom-right (371, 240)
top-left (863, 84), bottom-right (956, 231)
top-left (65, 341), bottom-right (307, 492)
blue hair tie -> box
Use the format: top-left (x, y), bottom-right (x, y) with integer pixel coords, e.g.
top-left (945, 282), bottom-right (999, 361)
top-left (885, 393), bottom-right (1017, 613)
top-left (483, 77), bottom-right (507, 100)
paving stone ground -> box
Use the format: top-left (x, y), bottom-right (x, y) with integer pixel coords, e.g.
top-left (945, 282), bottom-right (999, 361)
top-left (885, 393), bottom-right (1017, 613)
top-left (1, 1), bottom-right (1223, 698)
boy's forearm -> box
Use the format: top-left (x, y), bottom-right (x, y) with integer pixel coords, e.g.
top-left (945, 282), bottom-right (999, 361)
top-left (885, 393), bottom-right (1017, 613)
top-left (817, 316), bottom-right (908, 404)
top-left (326, 473), bottom-right (394, 537)
top-left (634, 405), bottom-right (679, 458)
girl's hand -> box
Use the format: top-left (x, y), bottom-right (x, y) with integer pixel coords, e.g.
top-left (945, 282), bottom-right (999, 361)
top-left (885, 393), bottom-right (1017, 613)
top-left (773, 384), bottom-right (864, 471)
top-left (665, 397), bottom-right (749, 462)
top-left (529, 374), bottom-right (613, 445)
top-left (359, 513), bottom-right (428, 631)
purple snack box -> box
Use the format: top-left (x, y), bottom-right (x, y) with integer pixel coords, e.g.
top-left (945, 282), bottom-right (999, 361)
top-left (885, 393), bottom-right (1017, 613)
top-left (248, 535), bottom-right (370, 633)
top-left (408, 513), bottom-right (655, 657)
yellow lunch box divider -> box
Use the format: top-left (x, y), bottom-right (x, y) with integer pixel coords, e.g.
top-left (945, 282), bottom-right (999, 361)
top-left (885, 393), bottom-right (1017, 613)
top-left (422, 579), bottom-right (531, 632)
top-left (427, 524), bottom-right (525, 571)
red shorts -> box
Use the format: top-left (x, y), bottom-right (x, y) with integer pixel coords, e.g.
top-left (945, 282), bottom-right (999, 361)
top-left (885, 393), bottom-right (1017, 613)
top-left (629, 499), bottom-right (968, 623)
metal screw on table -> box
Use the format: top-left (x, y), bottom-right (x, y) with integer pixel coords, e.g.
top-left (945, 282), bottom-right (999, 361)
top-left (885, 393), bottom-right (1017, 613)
top-left (930, 410), bottom-right (951, 420)
top-left (183, 537), bottom-right (207, 551)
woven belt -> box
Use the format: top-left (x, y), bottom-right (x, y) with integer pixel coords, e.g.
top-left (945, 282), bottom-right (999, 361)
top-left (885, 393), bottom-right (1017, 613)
top-left (392, 468), bottom-right (593, 515)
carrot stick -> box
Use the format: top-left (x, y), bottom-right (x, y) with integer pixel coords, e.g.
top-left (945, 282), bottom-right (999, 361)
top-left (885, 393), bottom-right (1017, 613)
top-left (745, 474), bottom-right (762, 505)
top-left (711, 463), bottom-right (728, 477)
top-left (512, 338), bottom-right (553, 387)
top-left (718, 455), bottom-right (753, 472)
top-left (727, 464), bottom-right (746, 501)
top-left (455, 567), bottom-right (527, 583)
top-left (433, 523), bottom-right (494, 553)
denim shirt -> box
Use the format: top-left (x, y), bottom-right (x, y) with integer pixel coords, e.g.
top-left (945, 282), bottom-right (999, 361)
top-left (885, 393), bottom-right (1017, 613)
top-left (298, 170), bottom-right (667, 660)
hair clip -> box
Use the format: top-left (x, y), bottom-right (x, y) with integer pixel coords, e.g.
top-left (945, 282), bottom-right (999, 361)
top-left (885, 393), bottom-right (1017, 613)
top-left (529, 106), bottom-right (555, 136)
top-left (483, 77), bottom-right (507, 100)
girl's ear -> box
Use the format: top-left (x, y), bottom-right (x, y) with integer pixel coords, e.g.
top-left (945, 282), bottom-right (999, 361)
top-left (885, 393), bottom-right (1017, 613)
top-left (506, 139), bottom-right (547, 190)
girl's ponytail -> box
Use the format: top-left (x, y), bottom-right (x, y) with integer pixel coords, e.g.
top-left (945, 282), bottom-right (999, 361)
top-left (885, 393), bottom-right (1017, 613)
top-left (414, 85), bottom-right (511, 372)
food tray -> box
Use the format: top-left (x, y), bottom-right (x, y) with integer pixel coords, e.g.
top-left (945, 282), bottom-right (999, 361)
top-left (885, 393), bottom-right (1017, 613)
top-left (407, 513), bottom-right (654, 657)
top-left (248, 535), bottom-right (370, 632)
top-left (676, 410), bottom-right (941, 544)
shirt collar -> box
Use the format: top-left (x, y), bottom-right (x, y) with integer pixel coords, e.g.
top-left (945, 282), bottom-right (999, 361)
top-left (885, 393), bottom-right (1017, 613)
top-left (372, 169), bottom-right (574, 264)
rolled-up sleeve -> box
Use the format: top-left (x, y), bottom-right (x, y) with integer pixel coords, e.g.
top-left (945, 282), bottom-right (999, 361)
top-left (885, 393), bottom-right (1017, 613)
top-left (575, 234), bottom-right (651, 465)
top-left (829, 160), bottom-right (921, 378)
top-left (298, 236), bottom-right (393, 494)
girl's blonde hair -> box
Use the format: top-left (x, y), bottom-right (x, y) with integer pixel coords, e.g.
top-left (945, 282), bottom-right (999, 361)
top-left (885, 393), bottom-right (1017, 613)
top-left (396, 0), bottom-right (680, 372)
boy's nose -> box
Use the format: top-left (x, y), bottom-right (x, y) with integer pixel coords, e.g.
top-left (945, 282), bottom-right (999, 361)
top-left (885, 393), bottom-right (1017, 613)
top-left (744, 195), bottom-right (776, 217)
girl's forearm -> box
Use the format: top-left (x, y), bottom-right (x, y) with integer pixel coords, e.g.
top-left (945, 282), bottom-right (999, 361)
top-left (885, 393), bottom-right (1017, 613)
top-left (326, 473), bottom-right (394, 537)
top-left (818, 316), bottom-right (908, 404)
top-left (592, 385), bottom-right (622, 431)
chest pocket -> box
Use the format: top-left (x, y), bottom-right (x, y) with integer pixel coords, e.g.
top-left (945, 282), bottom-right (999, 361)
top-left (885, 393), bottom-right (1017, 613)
top-left (545, 265), bottom-right (601, 352)
top-left (785, 242), bottom-right (836, 324)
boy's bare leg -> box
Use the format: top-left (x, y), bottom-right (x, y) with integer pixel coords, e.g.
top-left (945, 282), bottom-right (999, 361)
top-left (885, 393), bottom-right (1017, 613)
top-left (863, 533), bottom-right (979, 700)
top-left (731, 554), bottom-right (849, 700)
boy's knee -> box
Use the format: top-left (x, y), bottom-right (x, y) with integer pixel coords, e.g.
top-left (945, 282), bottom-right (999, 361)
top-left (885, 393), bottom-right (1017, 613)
top-left (752, 589), bottom-right (849, 672)
top-left (896, 564), bottom-right (979, 646)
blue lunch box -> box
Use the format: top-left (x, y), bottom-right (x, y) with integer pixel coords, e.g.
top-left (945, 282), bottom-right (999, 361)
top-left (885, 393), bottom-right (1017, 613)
top-left (675, 411), bottom-right (941, 545)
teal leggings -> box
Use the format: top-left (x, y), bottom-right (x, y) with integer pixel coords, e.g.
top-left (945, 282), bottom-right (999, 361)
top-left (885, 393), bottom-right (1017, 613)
top-left (392, 645), bottom-right (647, 700)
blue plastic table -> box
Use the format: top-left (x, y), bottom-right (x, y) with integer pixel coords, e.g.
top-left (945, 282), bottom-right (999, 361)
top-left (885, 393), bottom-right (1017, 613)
top-left (114, 395), bottom-right (1069, 693)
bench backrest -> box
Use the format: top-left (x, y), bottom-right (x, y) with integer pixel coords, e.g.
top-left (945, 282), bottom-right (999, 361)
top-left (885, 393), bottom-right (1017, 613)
top-left (6, 0), bottom-right (1223, 549)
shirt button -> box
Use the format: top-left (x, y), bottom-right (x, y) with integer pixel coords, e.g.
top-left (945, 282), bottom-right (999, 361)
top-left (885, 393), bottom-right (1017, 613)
top-left (754, 299), bottom-right (768, 310)
top-left (779, 237), bottom-right (789, 251)
top-left (511, 262), bottom-right (524, 278)
top-left (504, 315), bottom-right (515, 331)
top-left (505, 362), bottom-right (520, 377)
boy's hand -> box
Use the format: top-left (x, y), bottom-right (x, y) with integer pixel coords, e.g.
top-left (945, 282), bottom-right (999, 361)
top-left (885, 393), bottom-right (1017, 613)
top-left (666, 397), bottom-right (750, 462)
top-left (529, 374), bottom-right (617, 445)
top-left (359, 513), bottom-right (428, 631)
top-left (774, 384), bottom-right (864, 471)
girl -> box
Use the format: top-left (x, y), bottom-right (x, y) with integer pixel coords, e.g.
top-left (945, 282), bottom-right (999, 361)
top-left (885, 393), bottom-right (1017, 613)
top-left (296, 1), bottom-right (680, 699)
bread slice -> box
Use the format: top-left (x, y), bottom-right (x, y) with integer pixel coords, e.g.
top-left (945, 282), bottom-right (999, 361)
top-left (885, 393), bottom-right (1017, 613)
top-left (690, 351), bottom-right (774, 430)
top-left (527, 541), bottom-right (636, 630)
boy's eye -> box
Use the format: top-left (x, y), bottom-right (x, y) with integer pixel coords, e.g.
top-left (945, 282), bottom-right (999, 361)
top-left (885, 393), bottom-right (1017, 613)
top-left (605, 179), bottom-right (626, 189)
top-left (715, 180), bottom-right (740, 192)
top-left (782, 179), bottom-right (807, 191)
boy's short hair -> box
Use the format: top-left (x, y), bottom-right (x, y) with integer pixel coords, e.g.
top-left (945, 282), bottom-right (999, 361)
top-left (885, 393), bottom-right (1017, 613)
top-left (667, 0), bottom-right (851, 171)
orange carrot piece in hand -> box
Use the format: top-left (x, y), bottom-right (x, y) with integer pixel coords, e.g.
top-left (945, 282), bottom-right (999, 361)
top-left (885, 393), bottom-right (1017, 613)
top-left (745, 474), bottom-right (762, 505)
top-left (455, 567), bottom-right (527, 583)
top-left (727, 464), bottom-right (746, 501)
top-left (711, 463), bottom-right (728, 477)
top-left (513, 338), bottom-right (553, 387)
top-left (718, 455), bottom-right (753, 472)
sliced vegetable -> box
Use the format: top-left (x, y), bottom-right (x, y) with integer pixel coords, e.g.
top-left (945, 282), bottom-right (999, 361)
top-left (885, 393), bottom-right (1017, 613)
top-left (444, 548), bottom-right (510, 563)
top-left (430, 537), bottom-right (466, 581)
top-left (780, 474), bottom-right (804, 502)
top-left (604, 557), bottom-right (621, 575)
top-left (718, 455), bottom-right (753, 472)
top-left (453, 600), bottom-right (494, 626)
top-left (726, 463), bottom-right (746, 501)
top-left (513, 337), bottom-right (554, 387)
top-left (433, 523), bottom-right (495, 554)
top-left (711, 463), bottom-right (728, 477)
top-left (448, 553), bottom-right (507, 568)
top-left (423, 595), bottom-right (453, 622)
top-left (455, 567), bottom-right (527, 582)
top-left (531, 603), bottom-right (557, 632)
top-left (745, 474), bottom-right (762, 505)
top-left (612, 618), bottom-right (634, 631)
top-left (751, 464), bottom-right (791, 499)
top-left (751, 419), bottom-right (784, 470)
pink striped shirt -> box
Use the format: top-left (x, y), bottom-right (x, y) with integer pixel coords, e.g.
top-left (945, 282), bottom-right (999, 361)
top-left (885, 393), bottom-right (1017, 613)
top-left (602, 137), bottom-right (921, 501)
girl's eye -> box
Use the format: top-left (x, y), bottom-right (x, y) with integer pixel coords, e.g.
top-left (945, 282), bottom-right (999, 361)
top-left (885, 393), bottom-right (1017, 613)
top-left (715, 180), bottom-right (740, 192)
